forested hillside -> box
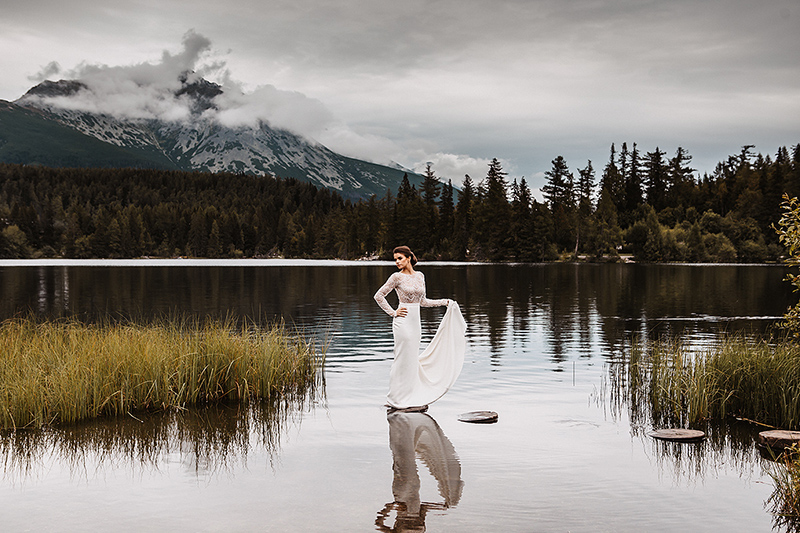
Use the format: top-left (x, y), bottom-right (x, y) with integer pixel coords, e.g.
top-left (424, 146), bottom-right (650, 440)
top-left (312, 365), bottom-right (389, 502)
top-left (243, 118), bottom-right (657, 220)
top-left (0, 141), bottom-right (798, 261)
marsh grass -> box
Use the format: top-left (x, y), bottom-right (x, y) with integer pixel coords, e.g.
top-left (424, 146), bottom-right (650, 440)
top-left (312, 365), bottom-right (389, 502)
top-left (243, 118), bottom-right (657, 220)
top-left (768, 449), bottom-right (800, 532)
top-left (0, 316), bottom-right (323, 429)
top-left (617, 337), bottom-right (800, 430)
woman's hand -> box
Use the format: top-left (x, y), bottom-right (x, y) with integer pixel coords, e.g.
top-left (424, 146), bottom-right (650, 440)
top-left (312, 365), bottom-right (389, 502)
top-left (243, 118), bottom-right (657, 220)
top-left (395, 307), bottom-right (408, 318)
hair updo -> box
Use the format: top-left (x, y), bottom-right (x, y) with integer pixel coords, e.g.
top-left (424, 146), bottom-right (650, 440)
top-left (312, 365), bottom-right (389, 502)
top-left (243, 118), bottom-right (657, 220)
top-left (393, 245), bottom-right (418, 265)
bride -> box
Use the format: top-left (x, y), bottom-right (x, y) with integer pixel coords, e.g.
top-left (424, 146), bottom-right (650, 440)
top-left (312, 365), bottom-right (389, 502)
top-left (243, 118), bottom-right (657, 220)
top-left (374, 246), bottom-right (466, 412)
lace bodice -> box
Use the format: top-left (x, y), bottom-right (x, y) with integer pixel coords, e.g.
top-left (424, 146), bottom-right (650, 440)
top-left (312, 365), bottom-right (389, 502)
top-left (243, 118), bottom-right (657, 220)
top-left (374, 271), bottom-right (448, 317)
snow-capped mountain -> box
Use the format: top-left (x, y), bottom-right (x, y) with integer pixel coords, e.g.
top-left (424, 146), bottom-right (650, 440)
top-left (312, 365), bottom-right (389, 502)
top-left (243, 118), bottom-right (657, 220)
top-left (5, 77), bottom-right (418, 198)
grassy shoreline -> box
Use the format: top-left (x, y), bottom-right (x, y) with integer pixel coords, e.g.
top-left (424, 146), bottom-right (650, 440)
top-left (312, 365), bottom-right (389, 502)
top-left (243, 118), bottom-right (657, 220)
top-left (0, 316), bottom-right (323, 429)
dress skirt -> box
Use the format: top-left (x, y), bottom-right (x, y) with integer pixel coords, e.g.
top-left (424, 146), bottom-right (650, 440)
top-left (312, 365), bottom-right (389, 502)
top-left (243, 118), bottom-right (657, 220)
top-left (387, 302), bottom-right (466, 409)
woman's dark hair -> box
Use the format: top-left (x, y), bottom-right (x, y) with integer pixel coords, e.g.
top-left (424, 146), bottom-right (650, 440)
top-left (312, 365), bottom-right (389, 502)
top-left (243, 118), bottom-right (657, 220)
top-left (393, 245), bottom-right (418, 265)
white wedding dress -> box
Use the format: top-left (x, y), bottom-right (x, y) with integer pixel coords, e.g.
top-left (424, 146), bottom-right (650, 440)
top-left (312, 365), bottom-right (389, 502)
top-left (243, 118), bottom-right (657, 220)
top-left (374, 271), bottom-right (466, 409)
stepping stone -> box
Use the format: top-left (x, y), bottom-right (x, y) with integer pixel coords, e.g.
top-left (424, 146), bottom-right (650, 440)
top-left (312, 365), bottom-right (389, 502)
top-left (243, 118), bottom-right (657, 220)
top-left (458, 411), bottom-right (498, 424)
top-left (758, 430), bottom-right (800, 450)
top-left (648, 428), bottom-right (705, 442)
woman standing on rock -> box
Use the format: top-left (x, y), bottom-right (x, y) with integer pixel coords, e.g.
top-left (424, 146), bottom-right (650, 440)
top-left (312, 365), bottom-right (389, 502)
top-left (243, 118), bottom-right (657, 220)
top-left (374, 246), bottom-right (466, 412)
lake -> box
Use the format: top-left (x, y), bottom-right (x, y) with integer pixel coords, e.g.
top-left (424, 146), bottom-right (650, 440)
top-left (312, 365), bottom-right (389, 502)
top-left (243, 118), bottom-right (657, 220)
top-left (0, 260), bottom-right (794, 532)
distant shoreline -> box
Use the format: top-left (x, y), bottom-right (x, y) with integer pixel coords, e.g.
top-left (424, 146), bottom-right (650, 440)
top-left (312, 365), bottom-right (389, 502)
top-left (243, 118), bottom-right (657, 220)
top-left (0, 258), bottom-right (786, 267)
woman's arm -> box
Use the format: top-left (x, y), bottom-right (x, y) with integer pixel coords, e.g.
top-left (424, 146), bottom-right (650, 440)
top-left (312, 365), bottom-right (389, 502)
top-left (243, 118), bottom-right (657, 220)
top-left (374, 273), bottom-right (400, 316)
top-left (419, 273), bottom-right (449, 307)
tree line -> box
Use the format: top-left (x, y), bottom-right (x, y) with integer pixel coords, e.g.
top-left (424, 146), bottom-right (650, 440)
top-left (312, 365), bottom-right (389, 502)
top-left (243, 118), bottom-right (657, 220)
top-left (0, 142), bottom-right (798, 262)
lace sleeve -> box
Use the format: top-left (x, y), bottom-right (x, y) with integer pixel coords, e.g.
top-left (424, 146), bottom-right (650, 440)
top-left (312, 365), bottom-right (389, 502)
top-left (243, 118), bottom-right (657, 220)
top-left (374, 273), bottom-right (399, 317)
top-left (419, 272), bottom-right (449, 307)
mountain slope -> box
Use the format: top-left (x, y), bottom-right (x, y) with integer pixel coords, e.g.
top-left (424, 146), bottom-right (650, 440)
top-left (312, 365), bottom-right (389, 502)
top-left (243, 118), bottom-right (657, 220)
top-left (4, 78), bottom-right (421, 198)
top-left (0, 101), bottom-right (180, 170)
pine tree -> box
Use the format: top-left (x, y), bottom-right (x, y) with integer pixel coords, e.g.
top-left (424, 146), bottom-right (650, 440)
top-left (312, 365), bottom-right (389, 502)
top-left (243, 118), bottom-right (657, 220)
top-left (601, 143), bottom-right (625, 215)
top-left (542, 155), bottom-right (576, 253)
top-left (591, 187), bottom-right (623, 258)
top-left (189, 209), bottom-right (208, 257)
top-left (578, 160), bottom-right (595, 214)
top-left (625, 142), bottom-right (643, 214)
top-left (619, 142), bottom-right (630, 199)
top-left (643, 147), bottom-right (668, 211)
top-left (737, 145), bottom-right (755, 172)
top-left (393, 173), bottom-right (426, 251)
top-left (421, 164), bottom-right (441, 206)
top-left (530, 200), bottom-right (556, 261)
top-left (511, 177), bottom-right (535, 260)
top-left (542, 155), bottom-right (574, 210)
top-left (481, 158), bottom-right (511, 259)
top-left (576, 160), bottom-right (595, 254)
top-left (421, 164), bottom-right (441, 252)
top-left (789, 144), bottom-right (800, 200)
top-left (357, 195), bottom-right (382, 255)
top-left (439, 180), bottom-right (455, 252)
top-left (208, 219), bottom-right (222, 258)
top-left (454, 175), bottom-right (475, 259)
top-left (667, 146), bottom-right (695, 209)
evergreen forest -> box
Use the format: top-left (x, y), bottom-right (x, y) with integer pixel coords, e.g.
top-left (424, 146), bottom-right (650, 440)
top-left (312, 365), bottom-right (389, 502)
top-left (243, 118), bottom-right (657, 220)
top-left (1, 142), bottom-right (798, 262)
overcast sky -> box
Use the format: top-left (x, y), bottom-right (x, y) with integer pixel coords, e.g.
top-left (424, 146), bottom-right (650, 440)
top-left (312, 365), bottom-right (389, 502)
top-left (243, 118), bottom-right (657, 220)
top-left (2, 0), bottom-right (798, 195)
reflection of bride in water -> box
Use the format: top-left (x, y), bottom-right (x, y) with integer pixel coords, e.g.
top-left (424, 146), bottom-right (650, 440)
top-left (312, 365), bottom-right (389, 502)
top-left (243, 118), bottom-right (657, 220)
top-left (375, 412), bottom-right (463, 532)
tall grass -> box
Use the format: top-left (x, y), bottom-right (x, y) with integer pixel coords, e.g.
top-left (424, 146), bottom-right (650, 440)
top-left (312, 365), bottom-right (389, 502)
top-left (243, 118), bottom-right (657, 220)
top-left (618, 337), bottom-right (800, 430)
top-left (768, 450), bottom-right (800, 532)
top-left (0, 316), bottom-right (323, 429)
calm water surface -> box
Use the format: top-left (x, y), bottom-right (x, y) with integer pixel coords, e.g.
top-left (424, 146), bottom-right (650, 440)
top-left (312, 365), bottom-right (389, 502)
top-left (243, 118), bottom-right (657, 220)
top-left (0, 260), bottom-right (794, 532)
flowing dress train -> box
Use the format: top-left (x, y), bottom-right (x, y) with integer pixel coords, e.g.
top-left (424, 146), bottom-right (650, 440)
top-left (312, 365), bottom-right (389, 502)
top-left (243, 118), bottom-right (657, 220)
top-left (374, 271), bottom-right (466, 409)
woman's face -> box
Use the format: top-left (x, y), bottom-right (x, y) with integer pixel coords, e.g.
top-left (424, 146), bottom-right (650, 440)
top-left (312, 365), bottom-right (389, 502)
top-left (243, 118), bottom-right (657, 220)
top-left (394, 253), bottom-right (411, 271)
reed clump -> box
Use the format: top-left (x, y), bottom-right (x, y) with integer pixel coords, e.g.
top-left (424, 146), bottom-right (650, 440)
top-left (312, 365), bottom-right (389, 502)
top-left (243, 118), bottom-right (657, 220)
top-left (0, 316), bottom-right (323, 429)
top-left (768, 449), bottom-right (800, 532)
top-left (622, 337), bottom-right (800, 430)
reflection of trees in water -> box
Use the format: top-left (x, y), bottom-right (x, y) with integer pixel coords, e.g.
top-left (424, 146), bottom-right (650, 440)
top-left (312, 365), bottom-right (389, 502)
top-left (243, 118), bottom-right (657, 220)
top-left (461, 266), bottom-right (514, 359)
top-left (0, 265), bottom-right (396, 325)
top-left (427, 264), bottom-right (596, 364)
top-left (544, 265), bottom-right (581, 363)
top-left (375, 412), bottom-right (463, 533)
top-left (0, 397), bottom-right (313, 481)
top-left (431, 263), bottom-right (790, 364)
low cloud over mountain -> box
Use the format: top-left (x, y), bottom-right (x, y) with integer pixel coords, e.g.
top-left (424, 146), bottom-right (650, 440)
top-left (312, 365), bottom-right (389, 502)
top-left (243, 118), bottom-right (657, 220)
top-left (24, 31), bottom-right (331, 136)
top-left (22, 30), bottom-right (493, 182)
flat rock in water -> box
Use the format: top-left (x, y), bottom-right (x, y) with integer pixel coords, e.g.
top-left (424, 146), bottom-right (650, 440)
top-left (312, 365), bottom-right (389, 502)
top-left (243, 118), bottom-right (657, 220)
top-left (759, 430), bottom-right (800, 450)
top-left (458, 411), bottom-right (498, 424)
top-left (649, 429), bottom-right (705, 442)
